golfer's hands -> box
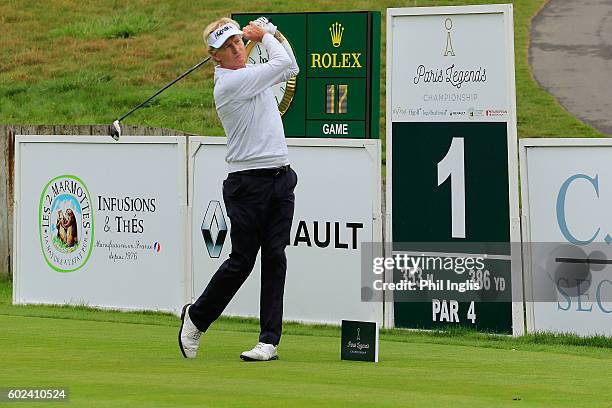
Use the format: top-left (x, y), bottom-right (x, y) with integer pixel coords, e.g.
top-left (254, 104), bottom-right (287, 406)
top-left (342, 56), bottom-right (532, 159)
top-left (253, 16), bottom-right (277, 35)
top-left (242, 22), bottom-right (266, 43)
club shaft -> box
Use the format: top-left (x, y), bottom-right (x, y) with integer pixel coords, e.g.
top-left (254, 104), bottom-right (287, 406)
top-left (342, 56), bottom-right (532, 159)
top-left (118, 56), bottom-right (212, 122)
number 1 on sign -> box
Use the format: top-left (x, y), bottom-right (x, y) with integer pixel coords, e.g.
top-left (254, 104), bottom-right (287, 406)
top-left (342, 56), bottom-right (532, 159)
top-left (437, 137), bottom-right (466, 238)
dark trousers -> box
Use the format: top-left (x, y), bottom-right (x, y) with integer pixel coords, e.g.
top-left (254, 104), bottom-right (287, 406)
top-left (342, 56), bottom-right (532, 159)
top-left (190, 166), bottom-right (297, 346)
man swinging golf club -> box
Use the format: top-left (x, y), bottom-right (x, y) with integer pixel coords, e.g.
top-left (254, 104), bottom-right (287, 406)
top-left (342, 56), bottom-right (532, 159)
top-left (178, 16), bottom-right (299, 361)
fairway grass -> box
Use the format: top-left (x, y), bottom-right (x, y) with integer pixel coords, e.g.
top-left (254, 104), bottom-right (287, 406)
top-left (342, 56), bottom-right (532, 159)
top-left (1, 276), bottom-right (611, 407)
top-left (2, 314), bottom-right (612, 408)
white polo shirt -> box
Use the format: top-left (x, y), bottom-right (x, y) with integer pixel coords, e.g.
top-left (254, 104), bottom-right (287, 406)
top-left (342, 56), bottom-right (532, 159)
top-left (213, 33), bottom-right (299, 173)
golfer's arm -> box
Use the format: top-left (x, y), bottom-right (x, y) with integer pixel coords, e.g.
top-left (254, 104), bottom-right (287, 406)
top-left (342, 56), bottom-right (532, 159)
top-left (276, 31), bottom-right (299, 81)
top-left (228, 34), bottom-right (291, 98)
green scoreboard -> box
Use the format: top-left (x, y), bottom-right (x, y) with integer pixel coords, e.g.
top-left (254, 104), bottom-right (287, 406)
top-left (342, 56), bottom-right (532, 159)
top-left (391, 122), bottom-right (514, 333)
top-left (233, 12), bottom-right (380, 138)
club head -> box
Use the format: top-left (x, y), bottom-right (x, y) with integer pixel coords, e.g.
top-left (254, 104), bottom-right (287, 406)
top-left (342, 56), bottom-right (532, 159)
top-left (110, 120), bottom-right (121, 141)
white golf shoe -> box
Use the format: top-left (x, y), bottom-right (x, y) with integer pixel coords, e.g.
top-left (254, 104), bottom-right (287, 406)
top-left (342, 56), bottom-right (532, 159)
top-left (240, 342), bottom-right (278, 361)
top-left (178, 304), bottom-right (201, 358)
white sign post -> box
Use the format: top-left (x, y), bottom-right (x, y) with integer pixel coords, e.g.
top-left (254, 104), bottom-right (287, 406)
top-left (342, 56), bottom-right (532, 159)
top-left (13, 136), bottom-right (189, 312)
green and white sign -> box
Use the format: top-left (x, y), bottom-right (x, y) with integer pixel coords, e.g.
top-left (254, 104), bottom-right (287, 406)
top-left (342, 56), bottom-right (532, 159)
top-left (386, 5), bottom-right (522, 335)
top-left (39, 175), bottom-right (94, 273)
top-left (233, 12), bottom-right (380, 138)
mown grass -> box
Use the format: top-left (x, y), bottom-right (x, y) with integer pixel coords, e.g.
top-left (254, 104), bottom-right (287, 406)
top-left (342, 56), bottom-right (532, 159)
top-left (1, 276), bottom-right (612, 407)
top-left (3, 314), bottom-right (612, 408)
top-left (2, 275), bottom-right (611, 353)
top-left (0, 0), bottom-right (604, 140)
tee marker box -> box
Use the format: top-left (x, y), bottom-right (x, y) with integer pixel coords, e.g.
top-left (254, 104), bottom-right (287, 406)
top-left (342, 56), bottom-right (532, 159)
top-left (341, 320), bottom-right (379, 362)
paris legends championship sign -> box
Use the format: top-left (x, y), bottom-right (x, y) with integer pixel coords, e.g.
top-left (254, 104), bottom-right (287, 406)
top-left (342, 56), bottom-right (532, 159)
top-left (341, 320), bottom-right (379, 362)
top-left (386, 5), bottom-right (523, 334)
top-left (232, 11), bottom-right (380, 139)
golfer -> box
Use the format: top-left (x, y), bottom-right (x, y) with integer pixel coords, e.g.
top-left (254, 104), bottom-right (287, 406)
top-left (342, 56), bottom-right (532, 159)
top-left (179, 17), bottom-right (299, 361)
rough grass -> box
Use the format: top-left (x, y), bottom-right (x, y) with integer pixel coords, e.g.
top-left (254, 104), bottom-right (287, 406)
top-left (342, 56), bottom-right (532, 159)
top-left (0, 0), bottom-right (604, 139)
top-left (50, 13), bottom-right (163, 40)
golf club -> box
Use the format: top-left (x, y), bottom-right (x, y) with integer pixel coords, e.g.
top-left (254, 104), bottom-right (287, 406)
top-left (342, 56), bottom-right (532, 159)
top-left (109, 56), bottom-right (212, 140)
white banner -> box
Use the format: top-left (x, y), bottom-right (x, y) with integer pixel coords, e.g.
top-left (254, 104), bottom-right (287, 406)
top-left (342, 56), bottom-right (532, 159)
top-left (388, 5), bottom-right (515, 122)
top-left (189, 137), bottom-right (383, 325)
top-left (13, 136), bottom-right (188, 312)
top-left (521, 139), bottom-right (612, 336)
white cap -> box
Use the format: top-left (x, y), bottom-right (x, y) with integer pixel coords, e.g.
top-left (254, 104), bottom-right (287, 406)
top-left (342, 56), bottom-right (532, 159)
top-left (208, 23), bottom-right (243, 48)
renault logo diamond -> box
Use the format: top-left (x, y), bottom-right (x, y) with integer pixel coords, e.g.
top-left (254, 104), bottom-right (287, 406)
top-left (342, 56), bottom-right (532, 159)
top-left (201, 200), bottom-right (228, 258)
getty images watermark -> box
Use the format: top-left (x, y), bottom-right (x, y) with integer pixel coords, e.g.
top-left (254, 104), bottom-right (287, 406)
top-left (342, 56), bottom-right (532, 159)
top-left (361, 242), bottom-right (612, 304)
top-left (361, 242), bottom-right (513, 303)
top-left (373, 252), bottom-right (486, 291)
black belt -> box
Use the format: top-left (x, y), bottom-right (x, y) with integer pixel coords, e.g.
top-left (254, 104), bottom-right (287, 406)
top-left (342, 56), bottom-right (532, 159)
top-left (232, 165), bottom-right (290, 177)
